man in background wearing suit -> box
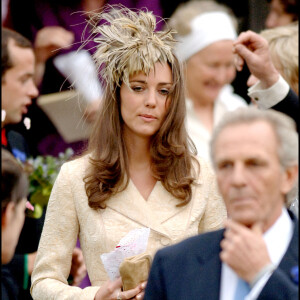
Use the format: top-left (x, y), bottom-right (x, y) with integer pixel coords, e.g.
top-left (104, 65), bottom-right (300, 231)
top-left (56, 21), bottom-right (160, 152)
top-left (233, 29), bottom-right (299, 131)
top-left (1, 28), bottom-right (86, 299)
top-left (144, 107), bottom-right (298, 299)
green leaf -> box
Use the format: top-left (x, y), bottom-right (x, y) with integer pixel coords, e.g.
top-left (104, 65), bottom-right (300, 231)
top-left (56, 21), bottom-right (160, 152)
top-left (30, 190), bottom-right (50, 207)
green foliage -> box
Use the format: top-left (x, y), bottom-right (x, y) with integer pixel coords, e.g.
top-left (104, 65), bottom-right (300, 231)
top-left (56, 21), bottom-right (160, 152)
top-left (24, 148), bottom-right (74, 218)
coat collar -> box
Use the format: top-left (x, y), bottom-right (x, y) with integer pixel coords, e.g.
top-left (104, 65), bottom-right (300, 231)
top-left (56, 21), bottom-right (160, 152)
top-left (105, 179), bottom-right (191, 238)
top-left (194, 229), bottom-right (224, 298)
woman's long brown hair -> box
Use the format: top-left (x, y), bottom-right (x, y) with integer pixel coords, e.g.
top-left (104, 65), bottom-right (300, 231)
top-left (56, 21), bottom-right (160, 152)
top-left (83, 7), bottom-right (199, 209)
top-left (84, 56), bottom-right (199, 209)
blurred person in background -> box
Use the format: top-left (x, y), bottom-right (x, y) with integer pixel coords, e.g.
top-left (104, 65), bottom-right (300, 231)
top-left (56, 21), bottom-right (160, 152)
top-left (2, 148), bottom-right (28, 300)
top-left (2, 27), bottom-right (86, 300)
top-left (265, 0), bottom-right (298, 28)
top-left (145, 107), bottom-right (298, 300)
top-left (234, 25), bottom-right (299, 218)
top-left (167, 0), bottom-right (247, 163)
top-left (248, 22), bottom-right (298, 96)
top-left (234, 28), bottom-right (299, 131)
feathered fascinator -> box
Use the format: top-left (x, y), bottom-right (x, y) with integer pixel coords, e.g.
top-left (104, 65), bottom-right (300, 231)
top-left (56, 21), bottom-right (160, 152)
top-left (90, 6), bottom-right (177, 90)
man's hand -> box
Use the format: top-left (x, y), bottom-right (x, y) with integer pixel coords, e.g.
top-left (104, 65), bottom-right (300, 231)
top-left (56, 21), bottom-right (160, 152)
top-left (233, 30), bottom-right (279, 89)
top-left (34, 26), bottom-right (74, 63)
top-left (70, 247), bottom-right (87, 286)
top-left (220, 219), bottom-right (272, 283)
top-left (33, 26), bottom-right (74, 85)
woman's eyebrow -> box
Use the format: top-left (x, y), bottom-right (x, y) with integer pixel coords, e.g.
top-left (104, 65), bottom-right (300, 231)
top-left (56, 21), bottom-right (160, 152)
top-left (158, 82), bottom-right (173, 85)
top-left (129, 80), bottom-right (173, 85)
top-left (129, 80), bottom-right (146, 83)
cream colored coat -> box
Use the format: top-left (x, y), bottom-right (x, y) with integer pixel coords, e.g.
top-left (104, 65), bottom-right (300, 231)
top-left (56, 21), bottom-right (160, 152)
top-left (31, 155), bottom-right (226, 299)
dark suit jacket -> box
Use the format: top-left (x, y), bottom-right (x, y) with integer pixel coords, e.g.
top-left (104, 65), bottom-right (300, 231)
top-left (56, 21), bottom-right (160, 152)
top-left (272, 88), bottom-right (299, 132)
top-left (144, 212), bottom-right (298, 300)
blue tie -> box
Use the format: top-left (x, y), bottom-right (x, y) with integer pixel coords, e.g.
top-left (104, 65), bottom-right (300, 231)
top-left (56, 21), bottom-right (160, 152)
top-left (234, 278), bottom-right (250, 300)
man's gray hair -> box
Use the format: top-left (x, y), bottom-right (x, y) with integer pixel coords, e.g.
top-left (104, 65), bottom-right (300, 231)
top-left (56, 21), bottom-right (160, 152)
top-left (210, 107), bottom-right (298, 205)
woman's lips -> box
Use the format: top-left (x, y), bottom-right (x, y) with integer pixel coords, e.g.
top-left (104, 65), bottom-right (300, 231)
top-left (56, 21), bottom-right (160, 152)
top-left (139, 114), bottom-right (157, 121)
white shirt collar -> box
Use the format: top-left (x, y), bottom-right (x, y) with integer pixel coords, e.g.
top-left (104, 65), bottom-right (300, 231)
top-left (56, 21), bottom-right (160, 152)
top-left (263, 207), bottom-right (293, 265)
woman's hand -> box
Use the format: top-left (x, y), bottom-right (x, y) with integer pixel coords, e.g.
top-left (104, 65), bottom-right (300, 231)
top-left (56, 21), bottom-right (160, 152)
top-left (94, 278), bottom-right (147, 300)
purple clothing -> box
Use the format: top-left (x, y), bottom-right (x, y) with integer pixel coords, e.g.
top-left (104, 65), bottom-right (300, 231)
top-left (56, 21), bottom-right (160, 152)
top-left (37, 133), bottom-right (88, 157)
top-left (31, 0), bottom-right (163, 56)
top-left (76, 239), bottom-right (91, 288)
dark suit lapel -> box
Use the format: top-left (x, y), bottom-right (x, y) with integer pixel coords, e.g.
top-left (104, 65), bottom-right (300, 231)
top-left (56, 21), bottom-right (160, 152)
top-left (195, 230), bottom-right (224, 299)
top-left (277, 213), bottom-right (298, 277)
top-left (257, 212), bottom-right (299, 299)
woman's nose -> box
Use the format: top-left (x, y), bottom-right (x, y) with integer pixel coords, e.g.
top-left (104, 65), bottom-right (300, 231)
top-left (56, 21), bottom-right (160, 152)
top-left (144, 89), bottom-right (156, 108)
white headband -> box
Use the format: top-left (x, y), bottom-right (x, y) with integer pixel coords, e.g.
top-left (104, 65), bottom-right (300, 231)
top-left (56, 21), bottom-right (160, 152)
top-left (175, 11), bottom-right (237, 62)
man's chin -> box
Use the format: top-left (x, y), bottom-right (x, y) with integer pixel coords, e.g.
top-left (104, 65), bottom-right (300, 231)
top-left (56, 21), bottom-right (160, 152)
top-left (230, 212), bottom-right (257, 227)
top-left (6, 116), bottom-right (22, 125)
top-left (233, 216), bottom-right (257, 227)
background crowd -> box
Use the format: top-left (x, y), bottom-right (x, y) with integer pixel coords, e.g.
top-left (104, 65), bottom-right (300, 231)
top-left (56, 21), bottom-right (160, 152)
top-left (1, 0), bottom-right (298, 299)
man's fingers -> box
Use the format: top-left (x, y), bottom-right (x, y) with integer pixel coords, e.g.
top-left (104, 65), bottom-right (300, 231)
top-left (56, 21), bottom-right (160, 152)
top-left (233, 53), bottom-right (244, 71)
top-left (234, 30), bottom-right (259, 46)
top-left (233, 43), bottom-right (254, 64)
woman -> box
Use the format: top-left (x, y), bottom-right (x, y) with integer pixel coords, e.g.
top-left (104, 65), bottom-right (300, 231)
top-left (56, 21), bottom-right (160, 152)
top-left (168, 0), bottom-right (247, 163)
top-left (2, 149), bottom-right (29, 299)
top-left (31, 6), bottom-right (227, 300)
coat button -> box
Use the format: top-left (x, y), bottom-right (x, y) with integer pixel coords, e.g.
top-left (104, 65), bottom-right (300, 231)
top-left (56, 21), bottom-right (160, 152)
top-left (160, 237), bottom-right (171, 246)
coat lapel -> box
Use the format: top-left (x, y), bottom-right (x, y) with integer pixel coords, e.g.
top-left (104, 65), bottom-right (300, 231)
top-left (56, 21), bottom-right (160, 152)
top-left (195, 230), bottom-right (224, 299)
top-left (105, 180), bottom-right (187, 237)
top-left (276, 214), bottom-right (298, 279)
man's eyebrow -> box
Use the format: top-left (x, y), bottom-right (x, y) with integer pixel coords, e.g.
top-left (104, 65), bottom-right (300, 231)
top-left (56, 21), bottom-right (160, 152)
top-left (19, 72), bottom-right (34, 79)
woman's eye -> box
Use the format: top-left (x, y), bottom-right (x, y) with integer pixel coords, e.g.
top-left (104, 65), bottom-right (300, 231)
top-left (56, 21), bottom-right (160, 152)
top-left (132, 86), bottom-right (144, 92)
top-left (159, 89), bottom-right (170, 95)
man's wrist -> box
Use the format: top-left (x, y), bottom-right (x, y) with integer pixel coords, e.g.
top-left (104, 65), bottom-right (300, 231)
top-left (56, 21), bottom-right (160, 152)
top-left (250, 263), bottom-right (276, 288)
top-left (248, 75), bottom-right (289, 109)
top-left (260, 71), bottom-right (279, 89)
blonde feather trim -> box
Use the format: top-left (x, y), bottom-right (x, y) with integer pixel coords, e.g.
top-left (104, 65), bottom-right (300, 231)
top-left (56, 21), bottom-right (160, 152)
top-left (89, 5), bottom-right (177, 89)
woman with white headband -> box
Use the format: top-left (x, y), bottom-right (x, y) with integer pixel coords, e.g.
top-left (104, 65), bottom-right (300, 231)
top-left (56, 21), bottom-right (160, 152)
top-left (168, 0), bottom-right (248, 163)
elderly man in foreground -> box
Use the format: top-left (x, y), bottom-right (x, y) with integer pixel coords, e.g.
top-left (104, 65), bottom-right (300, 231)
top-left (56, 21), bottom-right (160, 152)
top-left (144, 107), bottom-right (298, 300)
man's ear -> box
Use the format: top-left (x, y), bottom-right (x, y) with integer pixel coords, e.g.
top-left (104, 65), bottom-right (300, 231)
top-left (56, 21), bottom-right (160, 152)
top-left (1, 202), bottom-right (16, 228)
top-left (281, 164), bottom-right (299, 194)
